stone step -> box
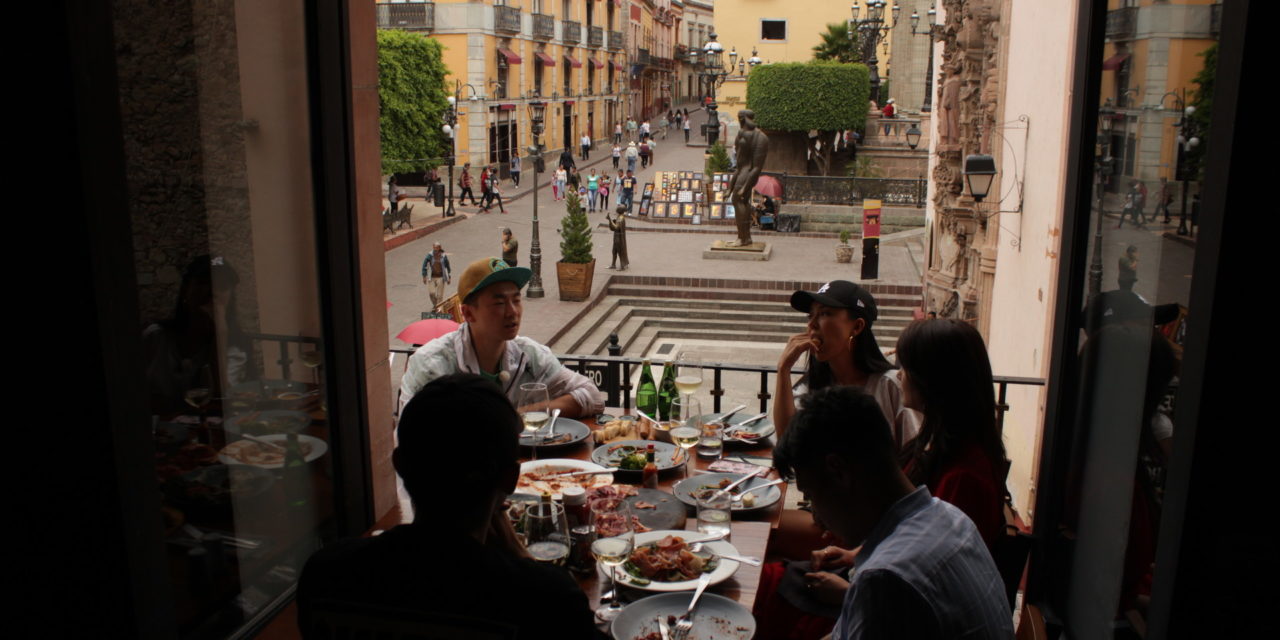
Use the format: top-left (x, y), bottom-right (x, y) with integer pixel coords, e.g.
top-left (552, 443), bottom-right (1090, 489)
top-left (605, 284), bottom-right (922, 310)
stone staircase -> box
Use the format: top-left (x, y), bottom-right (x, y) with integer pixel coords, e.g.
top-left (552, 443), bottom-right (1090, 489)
top-left (781, 203), bottom-right (926, 236)
top-left (546, 275), bottom-right (923, 363)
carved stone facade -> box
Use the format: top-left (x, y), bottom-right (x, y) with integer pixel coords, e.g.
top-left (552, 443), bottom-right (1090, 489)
top-left (925, 0), bottom-right (1005, 337)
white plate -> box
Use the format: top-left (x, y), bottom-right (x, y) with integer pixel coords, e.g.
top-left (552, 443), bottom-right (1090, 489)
top-left (218, 434), bottom-right (328, 469)
top-left (610, 592), bottom-right (755, 640)
top-left (514, 458), bottom-right (614, 499)
top-left (607, 529), bottom-right (740, 593)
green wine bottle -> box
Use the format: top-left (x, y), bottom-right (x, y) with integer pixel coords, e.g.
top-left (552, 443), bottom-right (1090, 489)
top-left (657, 359), bottom-right (678, 420)
top-left (636, 358), bottom-right (658, 418)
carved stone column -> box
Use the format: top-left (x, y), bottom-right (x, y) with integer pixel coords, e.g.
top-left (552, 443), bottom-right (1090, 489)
top-left (924, 0), bottom-right (1003, 335)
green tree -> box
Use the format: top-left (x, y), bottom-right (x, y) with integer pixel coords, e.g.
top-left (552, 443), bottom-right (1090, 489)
top-left (377, 29), bottom-right (450, 176)
top-left (1186, 43), bottom-right (1216, 177)
top-left (559, 191), bottom-right (594, 263)
top-left (812, 22), bottom-right (860, 64)
top-left (705, 141), bottom-right (731, 176)
top-left (748, 62), bottom-right (870, 175)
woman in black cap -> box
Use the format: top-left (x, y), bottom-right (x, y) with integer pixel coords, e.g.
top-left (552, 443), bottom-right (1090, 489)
top-left (774, 280), bottom-right (919, 447)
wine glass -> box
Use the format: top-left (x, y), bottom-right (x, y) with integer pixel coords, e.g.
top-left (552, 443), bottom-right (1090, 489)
top-left (518, 383), bottom-right (550, 460)
top-left (674, 350), bottom-right (704, 403)
top-left (300, 348), bottom-right (322, 386)
top-left (591, 499), bottom-right (634, 622)
top-left (668, 396), bottom-right (703, 479)
top-left (184, 366), bottom-right (214, 443)
top-left (523, 499), bottom-right (571, 567)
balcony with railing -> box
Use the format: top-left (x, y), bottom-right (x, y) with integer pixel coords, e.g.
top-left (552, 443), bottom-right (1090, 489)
top-left (375, 2), bottom-right (435, 31)
top-left (1105, 6), bottom-right (1137, 41)
top-left (532, 13), bottom-right (555, 40)
top-left (637, 48), bottom-right (651, 67)
top-left (609, 30), bottom-right (624, 51)
top-left (562, 20), bottom-right (582, 44)
top-left (588, 26), bottom-right (604, 48)
top-left (495, 5), bottom-right (521, 34)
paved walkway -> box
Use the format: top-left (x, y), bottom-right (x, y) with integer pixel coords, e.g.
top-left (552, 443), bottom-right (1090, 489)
top-left (384, 126), bottom-right (927, 351)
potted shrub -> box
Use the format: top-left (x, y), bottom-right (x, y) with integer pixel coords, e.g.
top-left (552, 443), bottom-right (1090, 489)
top-left (556, 191), bottom-right (596, 301)
top-left (836, 229), bottom-right (854, 263)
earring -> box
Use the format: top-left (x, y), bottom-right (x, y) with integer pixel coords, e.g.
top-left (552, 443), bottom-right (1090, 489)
top-left (848, 334), bottom-right (855, 350)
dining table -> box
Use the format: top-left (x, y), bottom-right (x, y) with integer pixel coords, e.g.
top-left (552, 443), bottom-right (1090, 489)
top-left (517, 409), bottom-right (790, 628)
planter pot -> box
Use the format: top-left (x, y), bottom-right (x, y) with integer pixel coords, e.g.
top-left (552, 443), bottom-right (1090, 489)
top-left (835, 244), bottom-right (854, 263)
top-left (556, 259), bottom-right (596, 301)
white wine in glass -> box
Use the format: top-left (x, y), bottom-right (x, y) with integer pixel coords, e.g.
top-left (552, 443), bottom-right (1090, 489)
top-left (670, 426), bottom-right (700, 448)
top-left (518, 382), bottom-right (550, 460)
top-left (521, 410), bottom-right (550, 431)
top-left (184, 388), bottom-right (211, 410)
top-left (674, 350), bottom-right (703, 402)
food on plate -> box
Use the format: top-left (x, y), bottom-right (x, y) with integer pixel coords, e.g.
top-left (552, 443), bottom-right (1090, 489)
top-left (726, 428), bottom-right (763, 440)
top-left (634, 501), bottom-right (657, 510)
top-left (691, 477), bottom-right (762, 508)
top-left (155, 442), bottom-right (220, 482)
top-left (235, 412), bottom-right (309, 436)
top-left (516, 466), bottom-right (612, 495)
top-left (623, 535), bottom-right (718, 583)
top-left (222, 439), bottom-right (312, 466)
top-left (603, 443), bottom-right (651, 470)
top-left (522, 431), bottom-right (573, 446)
top-left (596, 419), bottom-right (643, 444)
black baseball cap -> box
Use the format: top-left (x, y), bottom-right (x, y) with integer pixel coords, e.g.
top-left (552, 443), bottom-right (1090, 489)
top-left (790, 280), bottom-right (879, 323)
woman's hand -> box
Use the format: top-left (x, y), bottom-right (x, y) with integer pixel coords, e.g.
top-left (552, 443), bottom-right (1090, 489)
top-left (810, 545), bottom-right (855, 572)
top-left (803, 570), bottom-right (851, 606)
top-left (779, 333), bottom-right (817, 371)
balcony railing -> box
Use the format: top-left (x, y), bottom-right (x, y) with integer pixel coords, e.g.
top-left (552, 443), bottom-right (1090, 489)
top-left (637, 48), bottom-right (651, 66)
top-left (609, 30), bottom-right (624, 51)
top-left (761, 172), bottom-right (928, 207)
top-left (495, 5), bottom-right (521, 34)
top-left (588, 26), bottom-right (604, 48)
top-left (375, 2), bottom-right (435, 31)
top-left (562, 20), bottom-right (582, 44)
top-left (1105, 6), bottom-right (1137, 40)
top-left (533, 13), bottom-right (555, 40)
top-left (390, 347), bottom-right (1044, 428)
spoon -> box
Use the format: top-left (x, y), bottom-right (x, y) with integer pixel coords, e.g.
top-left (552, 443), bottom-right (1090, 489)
top-left (730, 478), bottom-right (786, 503)
top-left (686, 540), bottom-right (762, 566)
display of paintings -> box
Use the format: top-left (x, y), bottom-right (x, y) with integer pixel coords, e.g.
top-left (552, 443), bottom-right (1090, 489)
top-left (725, 204), bottom-right (736, 219)
top-left (639, 198), bottom-right (652, 216)
top-left (681, 203), bottom-right (697, 218)
top-left (710, 204), bottom-right (724, 219)
top-left (676, 190), bottom-right (694, 203)
top-left (654, 202), bottom-right (669, 218)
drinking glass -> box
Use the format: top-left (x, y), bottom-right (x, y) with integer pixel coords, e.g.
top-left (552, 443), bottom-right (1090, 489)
top-left (698, 419), bottom-right (723, 459)
top-left (674, 350), bottom-right (704, 403)
top-left (668, 396), bottom-right (703, 479)
top-left (590, 500), bottom-right (634, 622)
top-left (696, 491), bottom-right (732, 540)
top-left (523, 500), bottom-right (571, 567)
top-left (184, 366), bottom-right (214, 442)
top-left (518, 382), bottom-right (550, 460)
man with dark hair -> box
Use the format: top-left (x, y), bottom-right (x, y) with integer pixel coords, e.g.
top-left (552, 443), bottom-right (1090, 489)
top-left (297, 374), bottom-right (600, 639)
top-left (398, 258), bottom-right (602, 417)
top-left (773, 386), bottom-right (1013, 640)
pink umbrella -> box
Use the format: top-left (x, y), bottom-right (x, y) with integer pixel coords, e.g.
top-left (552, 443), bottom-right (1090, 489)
top-left (396, 318), bottom-right (459, 345)
top-left (753, 175), bottom-right (783, 198)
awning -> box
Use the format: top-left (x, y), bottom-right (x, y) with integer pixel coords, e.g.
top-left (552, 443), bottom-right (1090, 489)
top-left (1101, 52), bottom-right (1129, 71)
top-left (564, 100), bottom-right (576, 106)
top-left (564, 55), bottom-right (583, 69)
top-left (611, 61), bottom-right (624, 72)
top-left (534, 51), bottom-right (556, 67)
top-left (588, 57), bottom-right (601, 70)
top-left (497, 47), bottom-right (522, 64)
top-left (498, 104), bottom-right (517, 111)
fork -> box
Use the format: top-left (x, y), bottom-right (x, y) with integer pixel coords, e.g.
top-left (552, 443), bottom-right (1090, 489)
top-left (672, 573), bottom-right (712, 640)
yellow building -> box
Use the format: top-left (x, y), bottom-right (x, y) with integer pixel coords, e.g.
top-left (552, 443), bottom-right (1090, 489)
top-left (376, 0), bottom-right (631, 174)
top-left (1098, 0), bottom-right (1218, 187)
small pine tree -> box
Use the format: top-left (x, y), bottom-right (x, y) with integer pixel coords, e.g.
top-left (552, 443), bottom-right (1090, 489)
top-left (559, 191), bottom-right (594, 263)
top-left (705, 141), bottom-right (731, 176)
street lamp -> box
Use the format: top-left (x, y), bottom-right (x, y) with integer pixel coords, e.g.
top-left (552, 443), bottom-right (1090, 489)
top-left (905, 124), bottom-right (922, 150)
top-left (526, 101), bottom-right (547, 298)
top-left (441, 82), bottom-right (484, 217)
top-left (699, 33), bottom-right (729, 145)
top-left (849, 1), bottom-right (901, 105)
top-left (1161, 89), bottom-right (1200, 237)
top-left (1088, 105), bottom-right (1117, 298)
top-left (909, 5), bottom-right (938, 112)
top-left (963, 153), bottom-right (996, 203)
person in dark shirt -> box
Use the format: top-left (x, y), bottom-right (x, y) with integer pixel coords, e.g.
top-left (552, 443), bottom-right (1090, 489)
top-left (297, 374), bottom-right (601, 639)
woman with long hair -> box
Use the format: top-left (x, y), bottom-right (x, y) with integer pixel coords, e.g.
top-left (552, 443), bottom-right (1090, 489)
top-left (774, 280), bottom-right (917, 447)
top-left (896, 317), bottom-right (1008, 545)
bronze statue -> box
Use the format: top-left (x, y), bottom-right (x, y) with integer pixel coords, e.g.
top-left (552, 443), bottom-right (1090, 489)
top-left (727, 109), bottom-right (769, 247)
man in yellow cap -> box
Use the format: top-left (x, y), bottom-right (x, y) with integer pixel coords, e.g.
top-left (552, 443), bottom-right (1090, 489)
top-left (398, 258), bottom-right (602, 418)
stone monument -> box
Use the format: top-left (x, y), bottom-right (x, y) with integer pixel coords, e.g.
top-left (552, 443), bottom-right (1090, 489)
top-left (708, 109), bottom-right (770, 260)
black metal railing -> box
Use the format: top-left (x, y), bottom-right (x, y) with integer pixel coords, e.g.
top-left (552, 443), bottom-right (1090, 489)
top-left (609, 30), bottom-right (624, 51)
top-left (562, 20), bottom-right (582, 44)
top-left (533, 13), bottom-right (555, 39)
top-left (249, 333), bottom-right (322, 382)
top-left (390, 347), bottom-right (1043, 432)
top-left (638, 48), bottom-right (651, 66)
top-left (763, 172), bottom-right (927, 207)
top-left (1105, 6), bottom-right (1137, 40)
top-left (495, 5), bottom-right (521, 34)
top-left (588, 26), bottom-right (604, 48)
top-left (375, 2), bottom-right (435, 31)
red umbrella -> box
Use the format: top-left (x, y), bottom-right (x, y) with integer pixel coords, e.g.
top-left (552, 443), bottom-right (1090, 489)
top-left (753, 175), bottom-right (783, 198)
top-left (396, 318), bottom-right (459, 345)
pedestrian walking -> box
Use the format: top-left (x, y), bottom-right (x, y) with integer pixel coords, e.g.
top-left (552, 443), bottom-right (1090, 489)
top-left (553, 166), bottom-right (567, 201)
top-left (621, 170), bottom-right (636, 212)
top-left (598, 179), bottom-right (610, 210)
top-left (881, 98), bottom-right (896, 135)
top-left (559, 148), bottom-right (576, 172)
top-left (586, 168), bottom-right (600, 212)
top-left (625, 141), bottom-right (638, 173)
top-left (580, 133), bottom-right (592, 160)
top-left (567, 167), bottom-right (581, 194)
top-left (480, 165), bottom-right (505, 213)
top-left (614, 123), bottom-right (623, 144)
top-left (683, 117), bottom-right (691, 143)
top-left (421, 242), bottom-right (451, 308)
top-left (458, 163), bottom-right (478, 206)
top-left (639, 139), bottom-right (652, 168)
top-left (1155, 177), bottom-right (1173, 223)
top-left (613, 169), bottom-right (625, 210)
top-left (477, 166), bottom-right (491, 212)
top-left (387, 175), bottom-right (401, 213)
top-left (501, 228), bottom-right (519, 267)
top-left (612, 143), bottom-right (621, 170)
top-left (627, 117), bottom-right (638, 141)
top-left (607, 206), bottom-right (629, 270)
top-left (509, 154), bottom-right (521, 187)
top-left (640, 120), bottom-right (651, 140)
top-left (1117, 183), bottom-right (1145, 229)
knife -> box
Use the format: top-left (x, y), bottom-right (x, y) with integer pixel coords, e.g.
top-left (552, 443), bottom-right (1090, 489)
top-left (658, 615), bottom-right (672, 640)
top-left (714, 466), bottom-right (764, 498)
top-left (716, 404), bottom-right (747, 426)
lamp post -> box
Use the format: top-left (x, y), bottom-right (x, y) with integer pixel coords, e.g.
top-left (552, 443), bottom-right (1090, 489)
top-left (526, 102), bottom-right (548, 298)
top-left (1161, 89), bottom-right (1200, 237)
top-left (1088, 106), bottom-right (1116, 298)
top-left (849, 1), bottom-right (901, 106)
top-left (441, 81), bottom-right (485, 218)
top-left (909, 5), bottom-right (938, 112)
top-left (699, 33), bottom-right (729, 146)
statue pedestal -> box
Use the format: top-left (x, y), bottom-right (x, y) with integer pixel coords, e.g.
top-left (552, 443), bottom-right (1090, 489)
top-left (703, 240), bottom-right (772, 261)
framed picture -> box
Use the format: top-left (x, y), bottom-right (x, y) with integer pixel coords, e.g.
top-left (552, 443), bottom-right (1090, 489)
top-left (682, 203), bottom-right (697, 218)
top-left (725, 204), bottom-right (736, 219)
top-left (654, 202), bottom-right (668, 217)
top-left (692, 213), bottom-right (702, 225)
top-left (710, 204), bottom-right (724, 219)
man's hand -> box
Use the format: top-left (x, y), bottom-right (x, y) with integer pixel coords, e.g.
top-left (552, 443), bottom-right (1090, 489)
top-left (810, 545), bottom-right (856, 572)
top-left (803, 570), bottom-right (851, 606)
